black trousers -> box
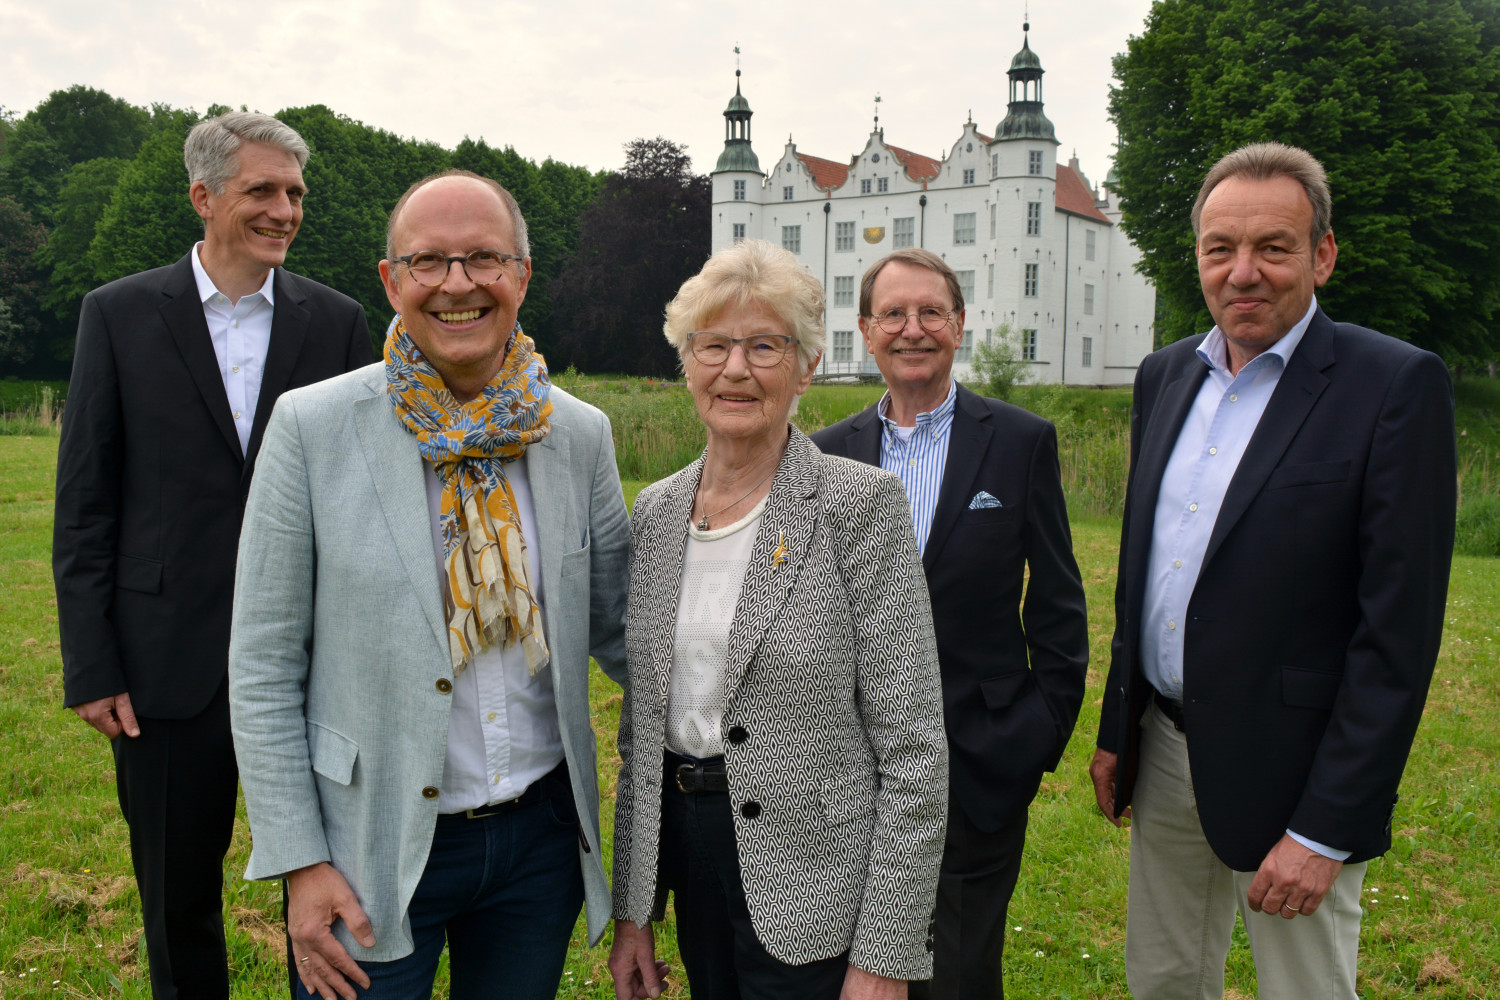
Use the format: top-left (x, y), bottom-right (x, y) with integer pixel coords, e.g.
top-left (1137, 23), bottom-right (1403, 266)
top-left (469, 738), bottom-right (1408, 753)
top-left (112, 678), bottom-right (239, 1000)
top-left (660, 752), bottom-right (848, 1000)
top-left (908, 800), bottom-right (1029, 1000)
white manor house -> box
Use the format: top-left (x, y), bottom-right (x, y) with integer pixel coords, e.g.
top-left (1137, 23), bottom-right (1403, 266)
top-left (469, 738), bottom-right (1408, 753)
top-left (710, 27), bottom-right (1155, 385)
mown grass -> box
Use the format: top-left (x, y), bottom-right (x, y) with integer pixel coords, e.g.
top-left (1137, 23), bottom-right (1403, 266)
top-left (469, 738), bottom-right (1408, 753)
top-left (3, 431), bottom-right (1498, 997)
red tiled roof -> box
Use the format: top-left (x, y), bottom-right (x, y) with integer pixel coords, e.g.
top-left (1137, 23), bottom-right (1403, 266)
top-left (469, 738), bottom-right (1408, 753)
top-left (887, 144), bottom-right (941, 181)
top-left (977, 132), bottom-right (993, 144)
top-left (797, 152), bottom-right (850, 190)
top-left (1055, 165), bottom-right (1111, 224)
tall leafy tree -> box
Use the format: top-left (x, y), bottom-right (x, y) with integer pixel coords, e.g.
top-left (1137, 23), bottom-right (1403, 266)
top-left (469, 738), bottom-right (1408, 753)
top-left (0, 196), bottom-right (49, 370)
top-left (88, 110), bottom-right (204, 285)
top-left (549, 137), bottom-right (710, 375)
top-left (1109, 0), bottom-right (1500, 362)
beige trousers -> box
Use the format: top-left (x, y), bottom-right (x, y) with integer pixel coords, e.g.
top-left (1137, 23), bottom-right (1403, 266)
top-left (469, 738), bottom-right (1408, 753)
top-left (1125, 700), bottom-right (1367, 1000)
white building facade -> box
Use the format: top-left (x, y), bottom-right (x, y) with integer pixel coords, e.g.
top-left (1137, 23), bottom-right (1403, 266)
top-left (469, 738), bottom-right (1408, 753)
top-left (710, 28), bottom-right (1155, 386)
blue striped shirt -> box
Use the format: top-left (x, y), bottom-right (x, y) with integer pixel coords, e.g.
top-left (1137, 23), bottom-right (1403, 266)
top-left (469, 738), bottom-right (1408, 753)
top-left (878, 380), bottom-right (957, 554)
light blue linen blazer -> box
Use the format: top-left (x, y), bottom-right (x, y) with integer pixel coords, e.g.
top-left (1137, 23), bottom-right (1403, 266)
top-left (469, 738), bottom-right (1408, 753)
top-left (229, 363), bottom-right (628, 960)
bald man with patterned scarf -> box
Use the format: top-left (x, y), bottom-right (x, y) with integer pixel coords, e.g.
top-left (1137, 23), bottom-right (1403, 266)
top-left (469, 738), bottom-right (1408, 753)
top-left (229, 170), bottom-right (630, 1000)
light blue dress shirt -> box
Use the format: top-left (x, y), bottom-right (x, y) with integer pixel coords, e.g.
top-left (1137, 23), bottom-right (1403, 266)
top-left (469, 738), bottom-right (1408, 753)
top-left (878, 379), bottom-right (957, 555)
top-left (1140, 297), bottom-right (1348, 860)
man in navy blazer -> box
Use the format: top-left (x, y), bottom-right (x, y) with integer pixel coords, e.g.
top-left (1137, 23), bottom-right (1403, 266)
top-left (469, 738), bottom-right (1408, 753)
top-left (53, 112), bottom-right (370, 999)
top-left (1089, 142), bottom-right (1455, 1000)
top-left (812, 248), bottom-right (1089, 1000)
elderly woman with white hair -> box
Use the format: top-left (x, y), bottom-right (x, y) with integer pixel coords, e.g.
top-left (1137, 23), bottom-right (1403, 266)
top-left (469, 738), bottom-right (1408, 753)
top-left (608, 240), bottom-right (948, 1000)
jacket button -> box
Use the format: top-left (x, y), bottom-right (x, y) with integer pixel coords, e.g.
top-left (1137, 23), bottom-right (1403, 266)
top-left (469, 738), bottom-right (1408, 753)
top-left (422, 786), bottom-right (439, 799)
top-left (435, 678), bottom-right (452, 694)
top-left (726, 725), bottom-right (748, 745)
top-left (740, 800), bottom-right (761, 819)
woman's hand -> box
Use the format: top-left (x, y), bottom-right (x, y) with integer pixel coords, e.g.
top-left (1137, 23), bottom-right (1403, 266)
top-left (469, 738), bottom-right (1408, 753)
top-left (608, 919), bottom-right (669, 999)
top-left (840, 964), bottom-right (908, 999)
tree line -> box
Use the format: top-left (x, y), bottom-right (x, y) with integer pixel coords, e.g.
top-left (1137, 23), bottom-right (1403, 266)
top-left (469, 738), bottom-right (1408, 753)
top-left (1110, 0), bottom-right (1500, 368)
top-left (0, 87), bottom-right (709, 380)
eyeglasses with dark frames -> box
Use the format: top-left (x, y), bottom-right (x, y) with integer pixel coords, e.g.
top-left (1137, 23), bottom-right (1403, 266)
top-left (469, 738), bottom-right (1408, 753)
top-left (867, 307), bottom-right (955, 335)
top-left (392, 249), bottom-right (523, 287)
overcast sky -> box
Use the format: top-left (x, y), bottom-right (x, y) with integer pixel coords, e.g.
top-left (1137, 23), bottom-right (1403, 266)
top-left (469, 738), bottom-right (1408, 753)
top-left (4, 0), bottom-right (1155, 189)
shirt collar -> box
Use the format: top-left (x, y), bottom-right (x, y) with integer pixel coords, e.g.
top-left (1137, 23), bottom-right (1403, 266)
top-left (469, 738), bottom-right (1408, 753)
top-left (191, 242), bottom-right (276, 307)
top-left (877, 378), bottom-right (958, 432)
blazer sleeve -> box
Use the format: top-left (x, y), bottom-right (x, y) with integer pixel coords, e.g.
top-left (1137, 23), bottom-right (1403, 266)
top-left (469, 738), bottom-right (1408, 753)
top-left (228, 396), bottom-right (333, 878)
top-left (841, 472), bottom-right (949, 980)
top-left (1289, 348), bottom-right (1456, 848)
top-left (1020, 419), bottom-right (1089, 767)
top-left (343, 300), bottom-right (373, 370)
top-left (53, 291), bottom-right (129, 707)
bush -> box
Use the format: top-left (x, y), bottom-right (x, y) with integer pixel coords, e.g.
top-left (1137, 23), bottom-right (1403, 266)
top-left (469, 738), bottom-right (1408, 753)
top-left (1456, 492), bottom-right (1500, 558)
top-left (969, 325), bottom-right (1029, 400)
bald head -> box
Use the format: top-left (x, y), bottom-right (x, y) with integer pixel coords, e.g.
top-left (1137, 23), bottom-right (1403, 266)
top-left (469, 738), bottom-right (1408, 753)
top-left (385, 169), bottom-right (529, 261)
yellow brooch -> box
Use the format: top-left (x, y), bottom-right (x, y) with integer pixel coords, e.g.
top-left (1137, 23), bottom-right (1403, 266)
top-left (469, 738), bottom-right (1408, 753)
top-left (771, 531), bottom-right (789, 571)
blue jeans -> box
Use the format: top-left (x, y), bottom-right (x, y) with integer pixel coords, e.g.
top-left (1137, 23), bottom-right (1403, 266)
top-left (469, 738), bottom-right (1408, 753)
top-left (298, 762), bottom-right (585, 1000)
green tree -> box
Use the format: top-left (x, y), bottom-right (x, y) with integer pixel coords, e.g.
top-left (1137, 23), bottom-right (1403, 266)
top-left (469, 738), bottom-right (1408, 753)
top-left (1109, 0), bottom-right (1500, 362)
top-left (549, 137), bottom-right (710, 375)
top-left (36, 158), bottom-right (128, 318)
top-left (0, 86), bottom-right (152, 224)
top-left (969, 324), bottom-right (1030, 400)
top-left (88, 111), bottom-right (203, 285)
top-left (0, 197), bottom-right (49, 370)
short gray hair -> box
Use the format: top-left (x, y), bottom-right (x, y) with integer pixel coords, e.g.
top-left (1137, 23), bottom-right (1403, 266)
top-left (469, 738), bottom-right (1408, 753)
top-left (184, 112), bottom-right (309, 194)
top-left (1191, 142), bottom-right (1332, 243)
top-left (663, 239), bottom-right (825, 374)
top-left (385, 169), bottom-right (530, 262)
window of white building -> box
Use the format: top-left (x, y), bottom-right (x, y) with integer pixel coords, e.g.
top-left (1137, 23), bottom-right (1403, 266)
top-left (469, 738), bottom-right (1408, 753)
top-left (783, 186), bottom-right (794, 201)
top-left (1086, 229), bottom-right (1097, 261)
top-left (834, 276), bottom-right (854, 308)
top-left (963, 168), bottom-right (975, 185)
top-left (1028, 150), bottom-right (1043, 176)
top-left (835, 221), bottom-right (854, 252)
top-left (1022, 328), bottom-right (1037, 361)
top-left (1084, 283), bottom-right (1095, 315)
top-left (893, 217), bottom-right (914, 249)
top-left (1081, 336), bottom-right (1093, 368)
top-left (992, 153), bottom-right (999, 178)
top-left (957, 270), bottom-right (975, 307)
top-left (1024, 262), bottom-right (1039, 297)
top-left (832, 330), bottom-right (854, 362)
top-left (732, 223), bottom-right (746, 243)
top-left (733, 180), bottom-right (746, 201)
top-left (1027, 202), bottom-right (1041, 236)
top-left (989, 203), bottom-right (996, 239)
top-left (956, 329), bottom-right (973, 362)
top-left (861, 179), bottom-right (872, 195)
top-left (987, 263), bottom-right (995, 298)
top-left (878, 177), bottom-right (890, 193)
top-left (782, 225), bottom-right (801, 254)
top-left (954, 213), bottom-right (976, 246)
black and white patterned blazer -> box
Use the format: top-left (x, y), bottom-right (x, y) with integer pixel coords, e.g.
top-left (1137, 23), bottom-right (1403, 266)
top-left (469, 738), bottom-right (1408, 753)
top-left (611, 427), bottom-right (948, 980)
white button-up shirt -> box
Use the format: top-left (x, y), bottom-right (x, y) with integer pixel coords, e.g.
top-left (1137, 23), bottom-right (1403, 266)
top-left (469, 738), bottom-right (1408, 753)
top-left (190, 244), bottom-right (274, 456)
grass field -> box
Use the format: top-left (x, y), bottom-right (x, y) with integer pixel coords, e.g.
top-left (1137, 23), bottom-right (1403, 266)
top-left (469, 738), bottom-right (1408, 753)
top-left (2, 378), bottom-right (1498, 998)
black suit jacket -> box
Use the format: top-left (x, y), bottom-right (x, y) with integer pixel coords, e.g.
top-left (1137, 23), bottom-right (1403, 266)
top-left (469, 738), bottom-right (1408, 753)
top-left (813, 383), bottom-right (1089, 832)
top-left (54, 253), bottom-right (371, 719)
top-left (1098, 308), bottom-right (1456, 870)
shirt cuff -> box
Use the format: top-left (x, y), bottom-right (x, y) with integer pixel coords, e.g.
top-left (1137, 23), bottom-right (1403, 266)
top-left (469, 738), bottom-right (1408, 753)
top-left (1287, 829), bottom-right (1352, 861)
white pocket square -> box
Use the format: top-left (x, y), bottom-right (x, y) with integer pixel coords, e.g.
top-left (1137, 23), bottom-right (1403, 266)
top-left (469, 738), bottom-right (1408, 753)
top-left (968, 491), bottom-right (1003, 509)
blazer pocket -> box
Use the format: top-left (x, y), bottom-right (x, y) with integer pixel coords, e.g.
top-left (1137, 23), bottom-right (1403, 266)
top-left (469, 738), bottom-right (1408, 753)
top-left (306, 720), bottom-right (359, 786)
top-left (1265, 460), bottom-right (1350, 491)
top-left (560, 542), bottom-right (590, 579)
top-left (958, 505), bottom-right (1017, 524)
top-left (116, 555), bottom-right (162, 594)
top-left (1282, 666), bottom-right (1342, 710)
top-left (819, 770), bottom-right (875, 826)
top-left (979, 671), bottom-right (1029, 709)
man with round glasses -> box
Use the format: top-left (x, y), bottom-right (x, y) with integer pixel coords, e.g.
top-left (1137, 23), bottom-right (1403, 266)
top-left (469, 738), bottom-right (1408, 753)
top-left (230, 169), bottom-right (630, 1000)
top-left (813, 248), bottom-right (1088, 1000)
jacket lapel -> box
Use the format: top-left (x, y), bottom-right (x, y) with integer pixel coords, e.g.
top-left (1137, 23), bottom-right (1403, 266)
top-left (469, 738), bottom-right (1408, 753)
top-left (159, 255), bottom-right (243, 462)
top-left (352, 369), bottom-right (448, 655)
top-left (723, 430), bottom-right (820, 699)
top-left (637, 458), bottom-right (701, 710)
top-left (921, 385), bottom-right (991, 573)
top-left (245, 268), bottom-right (311, 472)
top-left (844, 406), bottom-right (884, 465)
top-left (1201, 312), bottom-right (1334, 570)
top-left (525, 420), bottom-right (571, 676)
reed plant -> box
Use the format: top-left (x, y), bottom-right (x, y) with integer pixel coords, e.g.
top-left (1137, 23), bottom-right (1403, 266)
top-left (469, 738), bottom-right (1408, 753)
top-left (0, 383), bottom-right (64, 436)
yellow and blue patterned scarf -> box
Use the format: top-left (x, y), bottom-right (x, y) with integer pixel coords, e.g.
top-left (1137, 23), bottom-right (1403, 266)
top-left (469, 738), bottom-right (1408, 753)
top-left (384, 317), bottom-right (553, 674)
